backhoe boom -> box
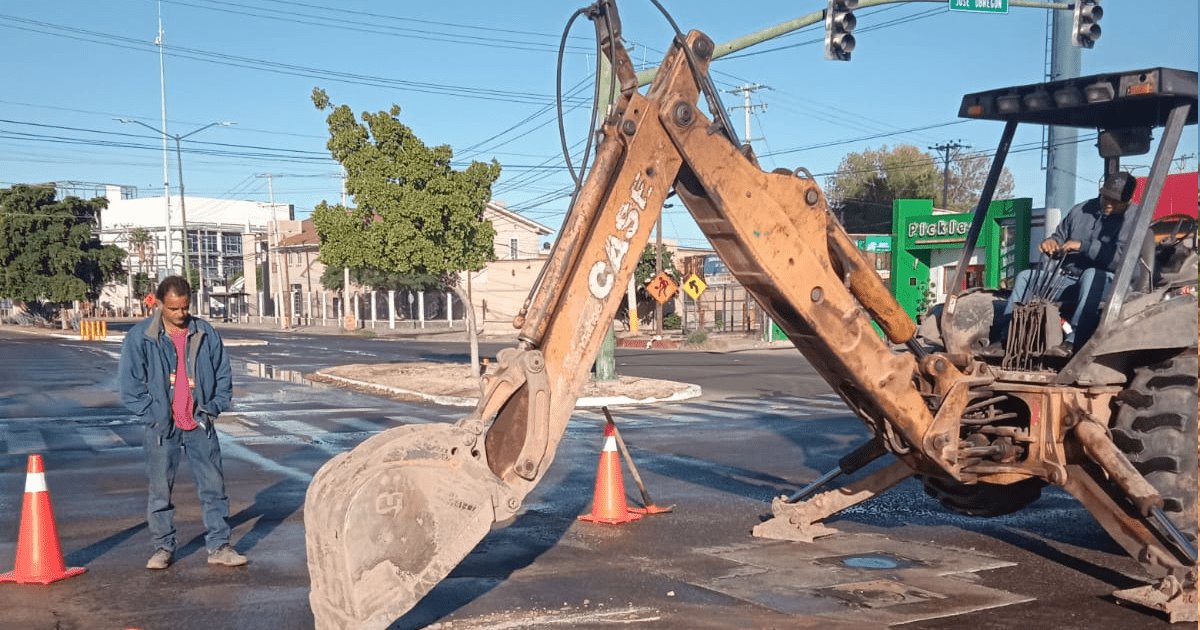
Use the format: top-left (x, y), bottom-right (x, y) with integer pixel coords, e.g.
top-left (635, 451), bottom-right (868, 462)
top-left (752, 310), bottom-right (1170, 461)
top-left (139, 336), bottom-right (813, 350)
top-left (303, 4), bottom-right (1195, 627)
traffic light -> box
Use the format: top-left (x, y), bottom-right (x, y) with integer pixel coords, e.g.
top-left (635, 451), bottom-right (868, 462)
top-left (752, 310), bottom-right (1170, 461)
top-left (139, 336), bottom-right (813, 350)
top-left (1072, 0), bottom-right (1102, 48)
top-left (824, 0), bottom-right (858, 61)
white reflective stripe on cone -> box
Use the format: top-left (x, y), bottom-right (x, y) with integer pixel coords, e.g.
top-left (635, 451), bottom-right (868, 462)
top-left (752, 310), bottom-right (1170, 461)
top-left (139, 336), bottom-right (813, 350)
top-left (603, 436), bottom-right (618, 453)
top-left (25, 472), bottom-right (47, 493)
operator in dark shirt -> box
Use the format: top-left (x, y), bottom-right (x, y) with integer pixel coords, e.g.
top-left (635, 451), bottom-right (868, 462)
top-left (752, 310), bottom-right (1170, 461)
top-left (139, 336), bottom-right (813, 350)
top-left (988, 171), bottom-right (1138, 357)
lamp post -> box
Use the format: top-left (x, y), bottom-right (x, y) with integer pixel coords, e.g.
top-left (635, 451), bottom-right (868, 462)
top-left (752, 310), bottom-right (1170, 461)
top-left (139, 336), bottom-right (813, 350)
top-left (117, 119), bottom-right (235, 309)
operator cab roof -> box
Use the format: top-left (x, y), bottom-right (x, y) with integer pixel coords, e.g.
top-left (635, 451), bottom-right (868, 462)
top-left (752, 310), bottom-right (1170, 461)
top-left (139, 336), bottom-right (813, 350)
top-left (959, 67), bottom-right (1197, 129)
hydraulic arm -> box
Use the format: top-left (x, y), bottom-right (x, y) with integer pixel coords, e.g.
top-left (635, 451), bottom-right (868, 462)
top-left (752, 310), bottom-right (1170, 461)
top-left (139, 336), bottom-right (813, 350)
top-left (303, 4), bottom-right (1194, 628)
top-left (303, 8), bottom-right (972, 628)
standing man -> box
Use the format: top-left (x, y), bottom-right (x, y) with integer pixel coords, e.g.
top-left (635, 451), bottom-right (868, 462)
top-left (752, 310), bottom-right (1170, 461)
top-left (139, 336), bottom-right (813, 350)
top-left (119, 275), bottom-right (246, 569)
top-left (987, 171), bottom-right (1139, 357)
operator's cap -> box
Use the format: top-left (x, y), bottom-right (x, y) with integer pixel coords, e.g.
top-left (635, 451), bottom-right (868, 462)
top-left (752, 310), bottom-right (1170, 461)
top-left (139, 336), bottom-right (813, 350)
top-left (1099, 171), bottom-right (1137, 202)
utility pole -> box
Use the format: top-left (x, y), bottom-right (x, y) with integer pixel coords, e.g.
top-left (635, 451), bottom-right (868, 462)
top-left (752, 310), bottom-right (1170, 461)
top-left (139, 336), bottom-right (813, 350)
top-left (726, 83), bottom-right (769, 147)
top-left (655, 216), bottom-right (664, 335)
top-left (265, 174), bottom-right (291, 329)
top-left (728, 83), bottom-right (770, 339)
top-left (929, 140), bottom-right (968, 208)
top-left (1046, 11), bottom-right (1081, 214)
top-left (1174, 153), bottom-right (1195, 172)
top-left (124, 227), bottom-right (135, 316)
top-left (155, 0), bottom-right (173, 276)
top-left (340, 168), bottom-right (355, 330)
top-left (118, 119), bottom-right (233, 308)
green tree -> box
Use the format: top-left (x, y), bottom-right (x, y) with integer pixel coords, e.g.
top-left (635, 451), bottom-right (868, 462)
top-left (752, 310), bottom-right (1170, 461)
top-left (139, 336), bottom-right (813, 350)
top-left (618, 245), bottom-right (681, 326)
top-left (826, 144), bottom-right (940, 233)
top-left (826, 144), bottom-right (1017, 232)
top-left (132, 272), bottom-right (154, 300)
top-left (633, 244), bottom-right (681, 285)
top-left (128, 227), bottom-right (154, 277)
top-left (942, 148), bottom-right (1015, 212)
top-left (0, 185), bottom-right (125, 307)
top-left (311, 88), bottom-right (501, 372)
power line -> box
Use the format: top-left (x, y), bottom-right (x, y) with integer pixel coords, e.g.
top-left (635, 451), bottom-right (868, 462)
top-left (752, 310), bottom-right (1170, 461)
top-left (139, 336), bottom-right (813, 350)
top-left (0, 14), bottom-right (589, 106)
top-left (159, 0), bottom-right (595, 55)
top-left (721, 5), bottom-right (946, 61)
top-left (929, 140), bottom-right (969, 207)
top-left (760, 119), bottom-right (970, 158)
top-left (207, 0), bottom-right (592, 41)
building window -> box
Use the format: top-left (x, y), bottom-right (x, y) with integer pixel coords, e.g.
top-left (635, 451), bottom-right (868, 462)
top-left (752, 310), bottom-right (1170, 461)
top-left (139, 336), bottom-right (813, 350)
top-left (509, 238), bottom-right (519, 260)
top-left (224, 258), bottom-right (243, 279)
top-left (222, 234), bottom-right (242, 255)
top-left (201, 233), bottom-right (218, 254)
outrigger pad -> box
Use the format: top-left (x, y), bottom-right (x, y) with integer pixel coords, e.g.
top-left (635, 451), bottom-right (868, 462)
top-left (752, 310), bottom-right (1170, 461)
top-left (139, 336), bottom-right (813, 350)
top-left (1113, 577), bottom-right (1199, 624)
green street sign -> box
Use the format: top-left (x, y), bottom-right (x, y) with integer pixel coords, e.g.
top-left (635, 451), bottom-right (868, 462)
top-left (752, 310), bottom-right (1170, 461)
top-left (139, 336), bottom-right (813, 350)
top-left (949, 0), bottom-right (1008, 13)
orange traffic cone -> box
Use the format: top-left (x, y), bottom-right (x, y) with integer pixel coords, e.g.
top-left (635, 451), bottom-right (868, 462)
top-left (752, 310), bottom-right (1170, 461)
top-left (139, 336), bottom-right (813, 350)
top-left (578, 422), bottom-right (645, 525)
top-left (0, 454), bottom-right (86, 584)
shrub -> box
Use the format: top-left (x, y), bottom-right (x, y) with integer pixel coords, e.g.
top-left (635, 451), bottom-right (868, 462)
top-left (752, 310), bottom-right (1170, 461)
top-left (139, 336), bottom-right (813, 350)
top-left (663, 313), bottom-right (682, 330)
top-left (686, 330), bottom-right (708, 345)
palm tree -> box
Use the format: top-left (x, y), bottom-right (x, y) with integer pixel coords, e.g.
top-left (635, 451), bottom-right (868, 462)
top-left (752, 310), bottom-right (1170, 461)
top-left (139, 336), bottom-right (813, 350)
top-left (128, 227), bottom-right (156, 314)
top-left (128, 227), bottom-right (154, 277)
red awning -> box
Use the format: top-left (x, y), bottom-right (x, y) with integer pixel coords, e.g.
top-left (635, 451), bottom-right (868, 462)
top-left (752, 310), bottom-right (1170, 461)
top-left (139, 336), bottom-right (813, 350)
top-left (1133, 171), bottom-right (1198, 219)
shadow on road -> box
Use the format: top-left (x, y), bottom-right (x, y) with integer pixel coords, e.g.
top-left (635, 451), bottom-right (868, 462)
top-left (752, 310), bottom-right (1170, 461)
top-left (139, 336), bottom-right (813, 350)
top-left (227, 478), bottom-right (309, 552)
top-left (65, 522), bottom-right (147, 566)
top-left (172, 477), bottom-right (307, 560)
top-left (387, 462), bottom-right (594, 629)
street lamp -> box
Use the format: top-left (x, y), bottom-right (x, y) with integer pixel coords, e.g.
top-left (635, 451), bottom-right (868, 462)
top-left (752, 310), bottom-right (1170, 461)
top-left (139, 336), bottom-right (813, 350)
top-left (117, 118), bottom-right (235, 310)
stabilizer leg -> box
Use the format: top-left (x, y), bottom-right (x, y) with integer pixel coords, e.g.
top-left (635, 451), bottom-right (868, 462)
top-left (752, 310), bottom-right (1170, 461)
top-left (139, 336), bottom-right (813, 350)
top-left (753, 460), bottom-right (912, 543)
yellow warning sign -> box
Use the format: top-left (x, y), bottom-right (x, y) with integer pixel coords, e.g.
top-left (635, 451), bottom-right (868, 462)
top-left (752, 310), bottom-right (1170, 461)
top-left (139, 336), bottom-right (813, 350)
top-left (647, 272), bottom-right (678, 304)
top-left (682, 273), bottom-right (707, 300)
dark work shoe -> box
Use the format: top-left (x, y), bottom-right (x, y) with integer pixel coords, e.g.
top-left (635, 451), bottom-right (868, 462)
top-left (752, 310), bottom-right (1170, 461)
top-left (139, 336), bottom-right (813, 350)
top-left (1043, 342), bottom-right (1073, 358)
top-left (207, 544), bottom-right (247, 567)
top-left (146, 548), bottom-right (173, 570)
top-left (977, 342), bottom-right (1006, 359)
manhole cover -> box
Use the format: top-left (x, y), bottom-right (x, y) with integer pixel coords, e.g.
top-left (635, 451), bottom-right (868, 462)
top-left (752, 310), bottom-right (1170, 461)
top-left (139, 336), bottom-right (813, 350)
top-left (816, 553), bottom-right (918, 571)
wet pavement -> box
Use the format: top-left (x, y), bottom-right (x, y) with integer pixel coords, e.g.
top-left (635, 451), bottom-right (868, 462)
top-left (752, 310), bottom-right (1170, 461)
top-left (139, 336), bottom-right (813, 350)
top-left (0, 326), bottom-right (1180, 629)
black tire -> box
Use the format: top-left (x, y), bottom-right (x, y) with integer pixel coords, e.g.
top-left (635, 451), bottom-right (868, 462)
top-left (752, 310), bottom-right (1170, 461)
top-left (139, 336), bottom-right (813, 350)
top-left (1111, 351), bottom-right (1199, 542)
top-left (920, 475), bottom-right (1046, 518)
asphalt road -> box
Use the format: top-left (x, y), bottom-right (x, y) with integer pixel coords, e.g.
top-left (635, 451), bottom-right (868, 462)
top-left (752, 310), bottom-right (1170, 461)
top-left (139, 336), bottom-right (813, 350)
top-left (0, 324), bottom-right (1178, 629)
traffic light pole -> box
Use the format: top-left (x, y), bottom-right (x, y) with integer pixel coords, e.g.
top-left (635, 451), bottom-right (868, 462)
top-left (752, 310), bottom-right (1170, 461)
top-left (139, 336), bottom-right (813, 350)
top-left (634, 0), bottom-right (1070, 86)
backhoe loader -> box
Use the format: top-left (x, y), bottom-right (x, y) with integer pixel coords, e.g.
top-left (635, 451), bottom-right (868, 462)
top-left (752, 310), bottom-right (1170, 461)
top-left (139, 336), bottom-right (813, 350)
top-left (303, 3), bottom-right (1197, 627)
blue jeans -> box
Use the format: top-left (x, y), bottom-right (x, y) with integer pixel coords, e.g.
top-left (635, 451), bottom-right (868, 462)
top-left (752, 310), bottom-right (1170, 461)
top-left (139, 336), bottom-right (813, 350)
top-left (1003, 267), bottom-right (1112, 346)
top-left (145, 425), bottom-right (231, 553)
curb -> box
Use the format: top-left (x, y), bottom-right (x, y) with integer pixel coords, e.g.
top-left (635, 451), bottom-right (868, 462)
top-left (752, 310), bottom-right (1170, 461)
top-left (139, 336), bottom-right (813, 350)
top-left (3, 327), bottom-right (267, 348)
top-left (309, 371), bottom-right (702, 408)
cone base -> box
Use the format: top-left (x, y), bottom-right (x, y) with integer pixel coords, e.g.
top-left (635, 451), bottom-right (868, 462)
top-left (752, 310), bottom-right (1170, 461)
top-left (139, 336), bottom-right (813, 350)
top-left (0, 566), bottom-right (86, 585)
top-left (578, 506), bottom-right (646, 525)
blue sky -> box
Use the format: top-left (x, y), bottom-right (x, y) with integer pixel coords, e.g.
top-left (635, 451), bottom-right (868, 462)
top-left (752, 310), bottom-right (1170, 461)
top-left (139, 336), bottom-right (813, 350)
top-left (1, 0), bottom-right (1196, 249)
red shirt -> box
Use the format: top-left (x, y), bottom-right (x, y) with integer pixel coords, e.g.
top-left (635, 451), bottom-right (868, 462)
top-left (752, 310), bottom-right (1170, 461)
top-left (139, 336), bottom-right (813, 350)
top-left (169, 328), bottom-right (198, 431)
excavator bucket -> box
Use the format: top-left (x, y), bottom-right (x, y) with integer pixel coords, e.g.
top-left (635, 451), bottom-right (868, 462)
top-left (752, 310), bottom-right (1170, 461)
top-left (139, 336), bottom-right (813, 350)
top-left (305, 422), bottom-right (507, 630)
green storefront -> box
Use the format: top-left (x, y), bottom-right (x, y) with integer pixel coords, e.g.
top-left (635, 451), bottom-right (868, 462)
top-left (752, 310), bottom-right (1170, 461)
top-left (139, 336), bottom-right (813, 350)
top-left (888, 198), bottom-right (1032, 321)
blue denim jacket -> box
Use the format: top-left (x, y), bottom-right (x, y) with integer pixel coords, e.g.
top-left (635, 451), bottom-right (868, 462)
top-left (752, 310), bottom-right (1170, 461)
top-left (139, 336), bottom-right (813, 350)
top-left (1051, 198), bottom-right (1136, 275)
top-left (118, 310), bottom-right (232, 437)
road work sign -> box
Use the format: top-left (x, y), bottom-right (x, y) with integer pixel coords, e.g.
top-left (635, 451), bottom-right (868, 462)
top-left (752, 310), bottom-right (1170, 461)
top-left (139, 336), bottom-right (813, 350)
top-left (647, 272), bottom-right (678, 304)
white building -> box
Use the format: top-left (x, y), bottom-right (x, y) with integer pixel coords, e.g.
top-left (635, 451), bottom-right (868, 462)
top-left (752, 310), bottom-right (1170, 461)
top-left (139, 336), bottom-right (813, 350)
top-left (260, 202), bottom-right (554, 327)
top-left (88, 185), bottom-right (292, 314)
